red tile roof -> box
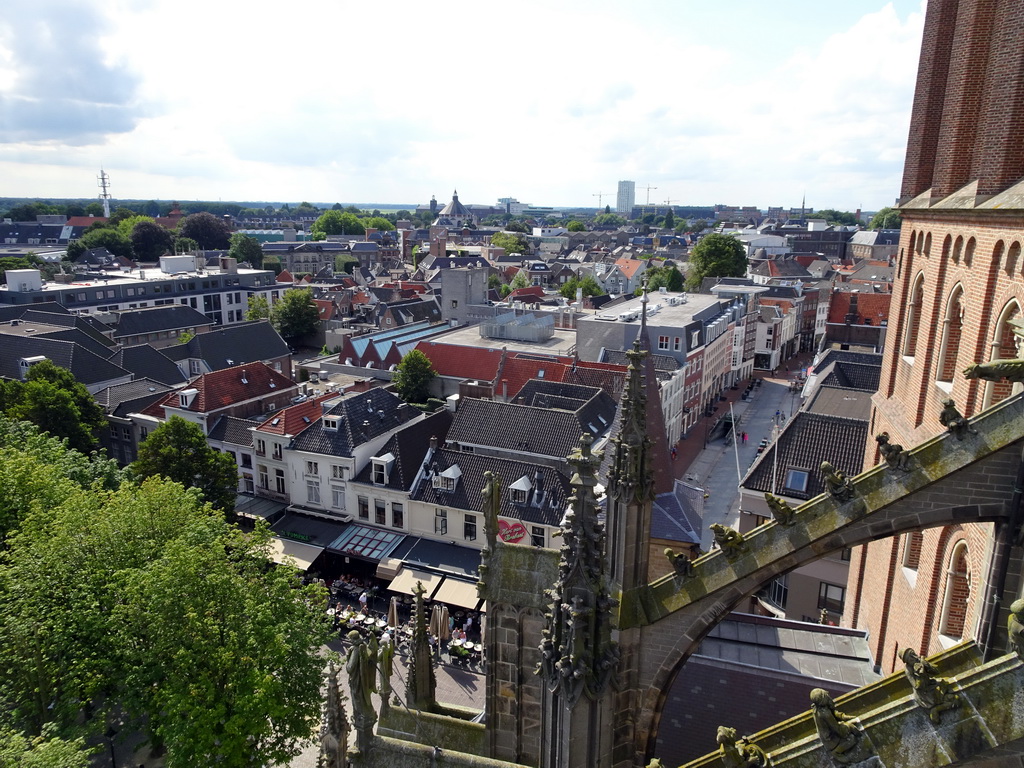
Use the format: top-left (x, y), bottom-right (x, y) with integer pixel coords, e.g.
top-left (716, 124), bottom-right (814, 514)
top-left (142, 362), bottom-right (295, 417)
top-left (314, 299), bottom-right (334, 319)
top-left (254, 392), bottom-right (335, 437)
top-left (416, 342), bottom-right (505, 381)
top-left (827, 292), bottom-right (892, 324)
top-left (507, 286), bottom-right (545, 301)
top-left (614, 257), bottom-right (646, 280)
top-left (66, 216), bottom-right (109, 227)
top-left (276, 269), bottom-right (294, 283)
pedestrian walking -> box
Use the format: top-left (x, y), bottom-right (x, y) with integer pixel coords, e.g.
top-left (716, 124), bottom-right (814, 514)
top-left (742, 432), bottom-right (748, 443)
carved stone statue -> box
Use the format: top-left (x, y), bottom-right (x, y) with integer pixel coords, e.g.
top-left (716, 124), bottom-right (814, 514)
top-left (810, 688), bottom-right (867, 764)
top-left (716, 725), bottom-right (767, 768)
top-left (875, 432), bottom-right (911, 471)
top-left (765, 492), bottom-right (797, 525)
top-left (378, 636), bottom-right (395, 713)
top-left (820, 461), bottom-right (854, 502)
top-left (939, 398), bottom-right (976, 440)
top-left (345, 630), bottom-right (378, 754)
top-left (710, 523), bottom-right (747, 556)
top-left (1008, 599), bottom-right (1024, 660)
top-left (665, 547), bottom-right (694, 577)
top-left (900, 647), bottom-right (961, 723)
top-left (318, 662), bottom-right (349, 768)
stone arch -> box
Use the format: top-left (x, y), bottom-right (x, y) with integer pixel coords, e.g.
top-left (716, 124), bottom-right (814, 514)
top-left (915, 230), bottom-right (925, 254)
top-left (902, 272), bottom-right (926, 358)
top-left (940, 234), bottom-right (952, 263)
top-left (924, 231), bottom-right (933, 257)
top-left (1006, 241), bottom-right (1020, 276)
top-left (936, 283), bottom-right (966, 384)
top-left (938, 539), bottom-right (971, 641)
top-left (982, 299), bottom-right (1022, 409)
top-left (952, 235), bottom-right (964, 263)
top-left (635, 436), bottom-right (1022, 764)
top-left (903, 531), bottom-right (924, 570)
top-left (964, 236), bottom-right (976, 267)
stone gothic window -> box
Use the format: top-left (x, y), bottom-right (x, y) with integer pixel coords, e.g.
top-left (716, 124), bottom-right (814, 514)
top-left (902, 273), bottom-right (926, 358)
top-left (939, 541), bottom-right (970, 640)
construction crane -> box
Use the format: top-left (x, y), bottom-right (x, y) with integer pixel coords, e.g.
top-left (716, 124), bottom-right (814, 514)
top-left (593, 192), bottom-right (611, 208)
top-left (638, 184), bottom-right (658, 220)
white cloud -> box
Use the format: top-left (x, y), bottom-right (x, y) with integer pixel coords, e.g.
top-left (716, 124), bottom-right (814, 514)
top-left (1, 1), bottom-right (926, 210)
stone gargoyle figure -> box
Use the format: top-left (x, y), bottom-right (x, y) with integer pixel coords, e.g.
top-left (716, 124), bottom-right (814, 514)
top-left (710, 523), bottom-right (747, 556)
top-left (665, 547), bottom-right (694, 577)
top-left (900, 647), bottom-right (961, 723)
top-left (716, 725), bottom-right (768, 768)
top-left (875, 432), bottom-right (912, 471)
top-left (820, 461), bottom-right (854, 502)
top-left (1008, 599), bottom-right (1024, 661)
top-left (810, 688), bottom-right (867, 765)
top-left (964, 320), bottom-right (1024, 383)
top-left (939, 398), bottom-right (977, 440)
top-left (764, 492), bottom-right (797, 525)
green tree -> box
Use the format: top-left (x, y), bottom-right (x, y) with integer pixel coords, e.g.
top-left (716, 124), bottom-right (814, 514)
top-left (560, 275), bottom-right (604, 299)
top-left (391, 349), bottom-right (437, 403)
top-left (487, 274), bottom-right (504, 291)
top-left (132, 416), bottom-right (238, 514)
top-left (567, 220), bottom-right (586, 232)
top-left (510, 269), bottom-right (531, 290)
top-left (77, 227), bottom-right (134, 260)
top-left (107, 206), bottom-right (137, 227)
top-left (177, 212), bottom-right (232, 250)
top-left (869, 207), bottom-right (902, 229)
top-left (361, 216), bottom-right (395, 232)
top-left (271, 287), bottom-right (321, 341)
top-left (335, 254), bottom-right (357, 274)
top-left (0, 726), bottom-right (92, 768)
top-left (638, 264), bottom-right (685, 295)
top-left (686, 233), bottom-right (748, 290)
top-left (83, 202), bottom-right (105, 217)
top-left (130, 220), bottom-right (175, 261)
top-left (116, 214), bottom-right (154, 240)
top-left (505, 220), bottom-right (529, 233)
top-left (604, 204), bottom-right (611, 214)
top-left (228, 233), bottom-right (264, 268)
top-left (664, 209), bottom-right (675, 229)
top-left (311, 211), bottom-right (365, 237)
top-left (491, 231), bottom-right (530, 256)
top-left (594, 213), bottom-right (625, 227)
top-left (1, 360), bottom-right (106, 453)
top-left (0, 469), bottom-right (332, 767)
top-left (811, 209), bottom-right (859, 226)
top-left (246, 294), bottom-right (271, 321)
top-left (173, 236), bottom-right (199, 254)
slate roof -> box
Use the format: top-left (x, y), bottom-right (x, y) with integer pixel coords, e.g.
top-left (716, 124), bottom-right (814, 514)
top-left (111, 305), bottom-right (214, 339)
top-left (804, 387), bottom-right (873, 421)
top-left (650, 479), bottom-right (703, 545)
top-left (411, 448), bottom-right (571, 527)
top-left (602, 348), bottom-right (680, 375)
top-left (94, 378), bottom-right (174, 417)
top-left (0, 335), bottom-right (129, 387)
top-left (352, 409), bottom-right (453, 491)
top-left (290, 387), bottom-right (418, 458)
top-left (819, 361), bottom-right (882, 391)
top-left (437, 191), bottom-right (471, 218)
top-left (742, 412), bottom-right (869, 500)
top-left (107, 344), bottom-right (188, 386)
top-left (0, 322), bottom-right (115, 359)
top-left (383, 297), bottom-right (442, 325)
top-left (447, 393), bottom-right (616, 461)
top-left (208, 415), bottom-right (262, 447)
top-left (178, 321), bottom-right (290, 371)
top-left (0, 302), bottom-right (70, 323)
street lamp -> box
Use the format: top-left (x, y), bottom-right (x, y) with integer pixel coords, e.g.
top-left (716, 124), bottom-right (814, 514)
top-left (105, 725), bottom-right (117, 768)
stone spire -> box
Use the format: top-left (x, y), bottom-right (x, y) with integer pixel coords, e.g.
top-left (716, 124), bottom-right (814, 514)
top-left (408, 581), bottom-right (436, 711)
top-left (539, 433), bottom-right (619, 766)
top-left (318, 662), bottom-right (349, 768)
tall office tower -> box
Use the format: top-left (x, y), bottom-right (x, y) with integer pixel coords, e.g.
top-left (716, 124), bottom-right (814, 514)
top-left (616, 180), bottom-right (635, 215)
top-left (848, 0), bottom-right (1024, 673)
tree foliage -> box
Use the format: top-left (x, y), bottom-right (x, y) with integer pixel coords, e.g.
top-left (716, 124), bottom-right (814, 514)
top-left (505, 220), bottom-right (529, 233)
top-left (869, 206), bottom-right (902, 229)
top-left (392, 349), bottom-right (437, 404)
top-left (593, 213), bottom-right (625, 227)
top-left (130, 220), bottom-right (175, 261)
top-left (686, 233), bottom-right (747, 290)
top-left (246, 293), bottom-right (271, 321)
top-left (271, 287), bottom-right (321, 341)
top-left (77, 227), bottom-right (134, 260)
top-left (664, 209), bottom-right (675, 229)
top-left (132, 416), bottom-right (238, 514)
top-left (637, 264), bottom-right (684, 295)
top-left (560, 275), bottom-right (604, 299)
top-left (491, 231), bottom-right (530, 256)
top-left (810, 209), bottom-right (860, 226)
top-left (0, 726), bottom-right (92, 768)
top-left (177, 212), bottom-right (232, 250)
top-left (510, 268), bottom-right (531, 290)
top-left (0, 465), bottom-right (333, 768)
top-left (228, 233), bottom-right (264, 268)
top-left (311, 211), bottom-right (365, 237)
top-left (566, 220), bottom-right (586, 232)
top-left (362, 216), bottom-right (395, 232)
top-left (0, 360), bottom-right (106, 453)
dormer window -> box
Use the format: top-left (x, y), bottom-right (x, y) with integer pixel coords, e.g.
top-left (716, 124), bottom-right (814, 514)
top-left (372, 453), bottom-right (395, 486)
top-left (432, 464), bottom-right (461, 492)
top-left (179, 388), bottom-right (198, 408)
top-left (783, 468), bottom-right (809, 495)
top-left (324, 417), bottom-right (339, 431)
top-left (510, 475), bottom-right (532, 504)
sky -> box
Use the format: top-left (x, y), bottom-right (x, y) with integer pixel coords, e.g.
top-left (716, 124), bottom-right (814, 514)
top-left (0, 1), bottom-right (926, 212)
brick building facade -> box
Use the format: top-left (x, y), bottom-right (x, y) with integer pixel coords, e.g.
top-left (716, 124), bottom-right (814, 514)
top-left (848, 0), bottom-right (1024, 672)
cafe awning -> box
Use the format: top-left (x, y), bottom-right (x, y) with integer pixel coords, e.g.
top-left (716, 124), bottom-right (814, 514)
top-left (376, 557), bottom-right (404, 580)
top-left (432, 577), bottom-right (481, 610)
top-left (268, 537), bottom-right (325, 571)
top-left (388, 567), bottom-right (443, 598)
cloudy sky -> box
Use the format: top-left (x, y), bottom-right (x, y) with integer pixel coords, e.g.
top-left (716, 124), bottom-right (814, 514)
top-left (0, 1), bottom-right (925, 212)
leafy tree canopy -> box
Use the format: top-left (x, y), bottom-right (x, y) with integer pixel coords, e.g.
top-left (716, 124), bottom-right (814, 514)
top-left (132, 416), bottom-right (238, 514)
top-left (510, 268), bottom-right (531, 290)
top-left (593, 213), bottom-right (625, 227)
top-left (177, 212), bottom-right (232, 250)
top-left (130, 219), bottom-right (175, 261)
top-left (505, 220), bottom-right (529, 233)
top-left (311, 211), bottom-right (365, 237)
top-left (560, 275), bottom-right (604, 299)
top-left (271, 287), bottom-right (321, 341)
top-left (664, 209), bottom-right (675, 229)
top-left (869, 206), bottom-right (902, 229)
top-left (811, 209), bottom-right (860, 226)
top-left (0, 726), bottom-right (91, 768)
top-left (246, 294), bottom-right (271, 321)
top-left (491, 231), bottom-right (530, 256)
top-left (566, 220), bottom-right (586, 232)
top-left (635, 264), bottom-right (684, 295)
top-left (228, 233), bottom-right (264, 268)
top-left (361, 216), bottom-right (395, 232)
top-left (686, 233), bottom-right (747, 290)
top-left (78, 227), bottom-right (134, 260)
top-left (392, 349), bottom-right (437, 403)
